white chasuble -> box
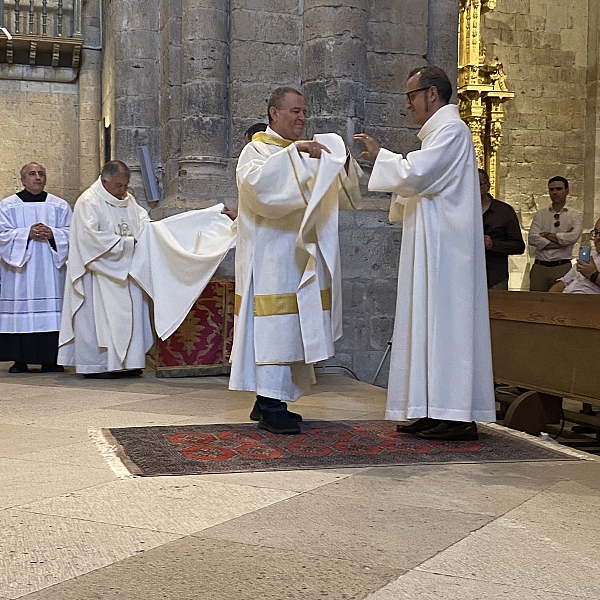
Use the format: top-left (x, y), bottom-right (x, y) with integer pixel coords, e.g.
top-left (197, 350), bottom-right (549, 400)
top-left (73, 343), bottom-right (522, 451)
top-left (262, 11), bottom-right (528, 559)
top-left (0, 194), bottom-right (72, 332)
top-left (58, 178), bottom-right (153, 373)
top-left (229, 127), bottom-right (362, 400)
top-left (369, 104), bottom-right (495, 423)
top-left (130, 203), bottom-right (237, 340)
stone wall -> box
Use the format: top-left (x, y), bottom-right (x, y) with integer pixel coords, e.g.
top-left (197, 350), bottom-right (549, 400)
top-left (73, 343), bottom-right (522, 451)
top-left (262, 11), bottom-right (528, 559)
top-left (482, 0), bottom-right (599, 288)
top-left (0, 80), bottom-right (80, 202)
top-left (0, 1), bottom-right (102, 203)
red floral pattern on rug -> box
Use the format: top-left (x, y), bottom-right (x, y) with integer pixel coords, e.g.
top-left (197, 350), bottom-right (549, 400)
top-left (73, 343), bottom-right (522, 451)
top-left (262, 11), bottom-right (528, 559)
top-left (102, 421), bottom-right (577, 477)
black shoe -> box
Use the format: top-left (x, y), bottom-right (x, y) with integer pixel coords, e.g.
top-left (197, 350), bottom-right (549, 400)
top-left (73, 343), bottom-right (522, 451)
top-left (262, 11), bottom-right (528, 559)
top-left (258, 410), bottom-right (301, 434)
top-left (8, 362), bottom-right (29, 373)
top-left (249, 400), bottom-right (302, 422)
top-left (119, 369), bottom-right (143, 378)
top-left (83, 369), bottom-right (143, 379)
top-left (396, 417), bottom-right (440, 434)
top-left (572, 425), bottom-right (598, 434)
top-left (415, 421), bottom-right (479, 441)
top-left (83, 372), bottom-right (121, 379)
top-left (40, 364), bottom-right (64, 373)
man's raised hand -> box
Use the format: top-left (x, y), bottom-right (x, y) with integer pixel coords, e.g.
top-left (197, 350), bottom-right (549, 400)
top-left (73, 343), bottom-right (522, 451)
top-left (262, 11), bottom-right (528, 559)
top-left (294, 140), bottom-right (331, 159)
top-left (354, 133), bottom-right (381, 160)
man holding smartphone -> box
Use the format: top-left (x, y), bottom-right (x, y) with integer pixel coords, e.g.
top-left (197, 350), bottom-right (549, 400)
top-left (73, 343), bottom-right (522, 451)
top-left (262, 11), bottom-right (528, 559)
top-left (528, 176), bottom-right (583, 291)
top-left (549, 217), bottom-right (600, 294)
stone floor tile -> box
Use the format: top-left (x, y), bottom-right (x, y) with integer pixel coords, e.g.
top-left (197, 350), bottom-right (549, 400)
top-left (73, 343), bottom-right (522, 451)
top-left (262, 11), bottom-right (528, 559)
top-left (20, 535), bottom-right (405, 600)
top-left (10, 408), bottom-right (208, 431)
top-left (0, 391), bottom-right (169, 426)
top-left (196, 468), bottom-right (361, 492)
top-left (299, 390), bottom-right (386, 411)
top-left (306, 466), bottom-right (551, 516)
top-left (109, 391), bottom-right (250, 416)
top-left (18, 477), bottom-right (297, 535)
top-left (12, 440), bottom-right (111, 471)
top-left (199, 482), bottom-right (493, 569)
top-left (0, 509), bottom-right (181, 599)
top-left (364, 570), bottom-right (595, 599)
top-left (416, 514), bottom-right (600, 597)
top-left (504, 480), bottom-right (600, 525)
top-left (0, 424), bottom-right (86, 458)
top-left (0, 458), bottom-right (116, 510)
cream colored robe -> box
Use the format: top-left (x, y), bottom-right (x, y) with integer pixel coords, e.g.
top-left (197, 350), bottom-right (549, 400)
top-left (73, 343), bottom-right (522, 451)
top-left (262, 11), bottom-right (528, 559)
top-left (130, 204), bottom-right (237, 340)
top-left (369, 104), bottom-right (496, 423)
top-left (58, 178), bottom-right (153, 373)
top-left (229, 128), bottom-right (362, 400)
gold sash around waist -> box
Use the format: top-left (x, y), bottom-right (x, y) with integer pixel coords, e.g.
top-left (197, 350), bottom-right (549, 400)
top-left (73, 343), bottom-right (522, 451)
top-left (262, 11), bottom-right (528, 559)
top-left (234, 289), bottom-right (331, 317)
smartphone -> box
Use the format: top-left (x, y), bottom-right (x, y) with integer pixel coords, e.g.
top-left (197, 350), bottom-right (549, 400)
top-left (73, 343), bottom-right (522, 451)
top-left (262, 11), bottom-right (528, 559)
top-left (579, 246), bottom-right (591, 263)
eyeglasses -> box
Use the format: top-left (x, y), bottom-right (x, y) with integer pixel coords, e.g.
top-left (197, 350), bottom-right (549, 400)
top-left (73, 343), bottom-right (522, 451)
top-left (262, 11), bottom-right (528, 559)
top-left (590, 229), bottom-right (600, 237)
top-left (553, 213), bottom-right (561, 228)
top-left (405, 86), bottom-right (431, 103)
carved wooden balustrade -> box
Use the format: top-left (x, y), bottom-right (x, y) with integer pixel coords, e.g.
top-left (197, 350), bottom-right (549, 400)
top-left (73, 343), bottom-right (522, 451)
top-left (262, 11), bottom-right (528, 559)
top-left (0, 0), bottom-right (83, 73)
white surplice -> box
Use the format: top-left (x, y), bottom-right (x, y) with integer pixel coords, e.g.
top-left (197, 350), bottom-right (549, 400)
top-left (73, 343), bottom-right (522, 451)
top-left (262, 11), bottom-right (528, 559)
top-left (130, 204), bottom-right (237, 340)
top-left (369, 104), bottom-right (495, 422)
top-left (229, 128), bottom-right (362, 401)
top-left (58, 178), bottom-right (153, 373)
top-left (0, 194), bottom-right (71, 332)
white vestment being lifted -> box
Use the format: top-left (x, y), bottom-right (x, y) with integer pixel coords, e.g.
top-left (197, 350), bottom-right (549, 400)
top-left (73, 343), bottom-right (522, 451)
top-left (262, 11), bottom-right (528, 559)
top-left (58, 178), bottom-right (153, 373)
top-left (369, 104), bottom-right (496, 423)
top-left (229, 128), bottom-right (362, 401)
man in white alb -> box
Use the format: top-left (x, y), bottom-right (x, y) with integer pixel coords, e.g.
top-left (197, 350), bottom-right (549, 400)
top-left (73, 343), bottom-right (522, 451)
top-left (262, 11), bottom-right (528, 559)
top-left (528, 176), bottom-right (583, 291)
top-left (58, 160), bottom-right (153, 378)
top-left (356, 66), bottom-right (495, 441)
top-left (0, 162), bottom-right (72, 373)
top-left (230, 86), bottom-right (362, 434)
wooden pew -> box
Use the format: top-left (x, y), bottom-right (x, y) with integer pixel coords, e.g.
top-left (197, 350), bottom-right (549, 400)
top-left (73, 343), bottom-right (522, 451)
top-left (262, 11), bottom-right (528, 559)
top-left (488, 291), bottom-right (600, 435)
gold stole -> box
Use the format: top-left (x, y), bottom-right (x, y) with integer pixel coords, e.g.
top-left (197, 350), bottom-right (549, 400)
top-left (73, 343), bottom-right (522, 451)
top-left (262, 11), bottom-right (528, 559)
top-left (252, 132), bottom-right (302, 148)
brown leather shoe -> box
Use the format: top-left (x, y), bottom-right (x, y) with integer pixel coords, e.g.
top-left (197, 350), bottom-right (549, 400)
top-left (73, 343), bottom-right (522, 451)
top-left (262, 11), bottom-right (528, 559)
top-left (396, 417), bottom-right (441, 434)
top-left (415, 421), bottom-right (478, 441)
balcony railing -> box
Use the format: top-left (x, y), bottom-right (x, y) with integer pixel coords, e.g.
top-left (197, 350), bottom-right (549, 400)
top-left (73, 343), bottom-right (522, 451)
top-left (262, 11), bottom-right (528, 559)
top-left (0, 0), bottom-right (84, 72)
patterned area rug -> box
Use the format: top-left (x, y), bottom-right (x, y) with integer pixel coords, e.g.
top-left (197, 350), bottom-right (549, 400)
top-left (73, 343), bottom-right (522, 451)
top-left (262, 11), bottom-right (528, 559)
top-left (99, 421), bottom-right (581, 477)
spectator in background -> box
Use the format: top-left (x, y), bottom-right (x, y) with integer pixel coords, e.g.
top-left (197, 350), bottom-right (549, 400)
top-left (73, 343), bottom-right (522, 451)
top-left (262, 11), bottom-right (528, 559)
top-left (243, 122), bottom-right (268, 145)
top-left (479, 168), bottom-right (525, 289)
top-left (549, 217), bottom-right (600, 294)
top-left (528, 176), bottom-right (583, 291)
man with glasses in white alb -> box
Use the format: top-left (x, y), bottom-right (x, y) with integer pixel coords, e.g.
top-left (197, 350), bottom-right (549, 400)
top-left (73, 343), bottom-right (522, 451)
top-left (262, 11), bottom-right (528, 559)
top-left (528, 176), bottom-right (583, 291)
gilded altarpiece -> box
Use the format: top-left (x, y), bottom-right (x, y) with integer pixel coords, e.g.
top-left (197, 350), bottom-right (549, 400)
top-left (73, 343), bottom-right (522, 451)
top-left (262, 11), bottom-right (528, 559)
top-left (458, 0), bottom-right (514, 197)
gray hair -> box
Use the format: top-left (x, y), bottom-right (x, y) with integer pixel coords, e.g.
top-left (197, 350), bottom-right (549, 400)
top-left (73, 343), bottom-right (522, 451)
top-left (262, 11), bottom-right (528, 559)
top-left (267, 87), bottom-right (303, 124)
top-left (101, 160), bottom-right (130, 180)
top-left (20, 162), bottom-right (46, 178)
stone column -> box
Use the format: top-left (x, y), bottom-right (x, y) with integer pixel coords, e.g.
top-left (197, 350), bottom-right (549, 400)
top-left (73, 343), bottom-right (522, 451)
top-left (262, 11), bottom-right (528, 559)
top-left (78, 0), bottom-right (102, 192)
top-left (158, 0), bottom-right (182, 207)
top-left (229, 0), bottom-right (302, 161)
top-left (302, 0), bottom-right (367, 142)
top-left (178, 0), bottom-right (231, 207)
top-left (365, 1), bottom-right (428, 154)
top-left (109, 0), bottom-right (161, 207)
top-left (427, 0), bottom-right (459, 97)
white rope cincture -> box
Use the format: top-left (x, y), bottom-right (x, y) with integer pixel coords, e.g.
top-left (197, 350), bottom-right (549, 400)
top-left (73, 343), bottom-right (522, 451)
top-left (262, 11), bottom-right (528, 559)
top-left (483, 422), bottom-right (598, 461)
top-left (88, 427), bottom-right (135, 478)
